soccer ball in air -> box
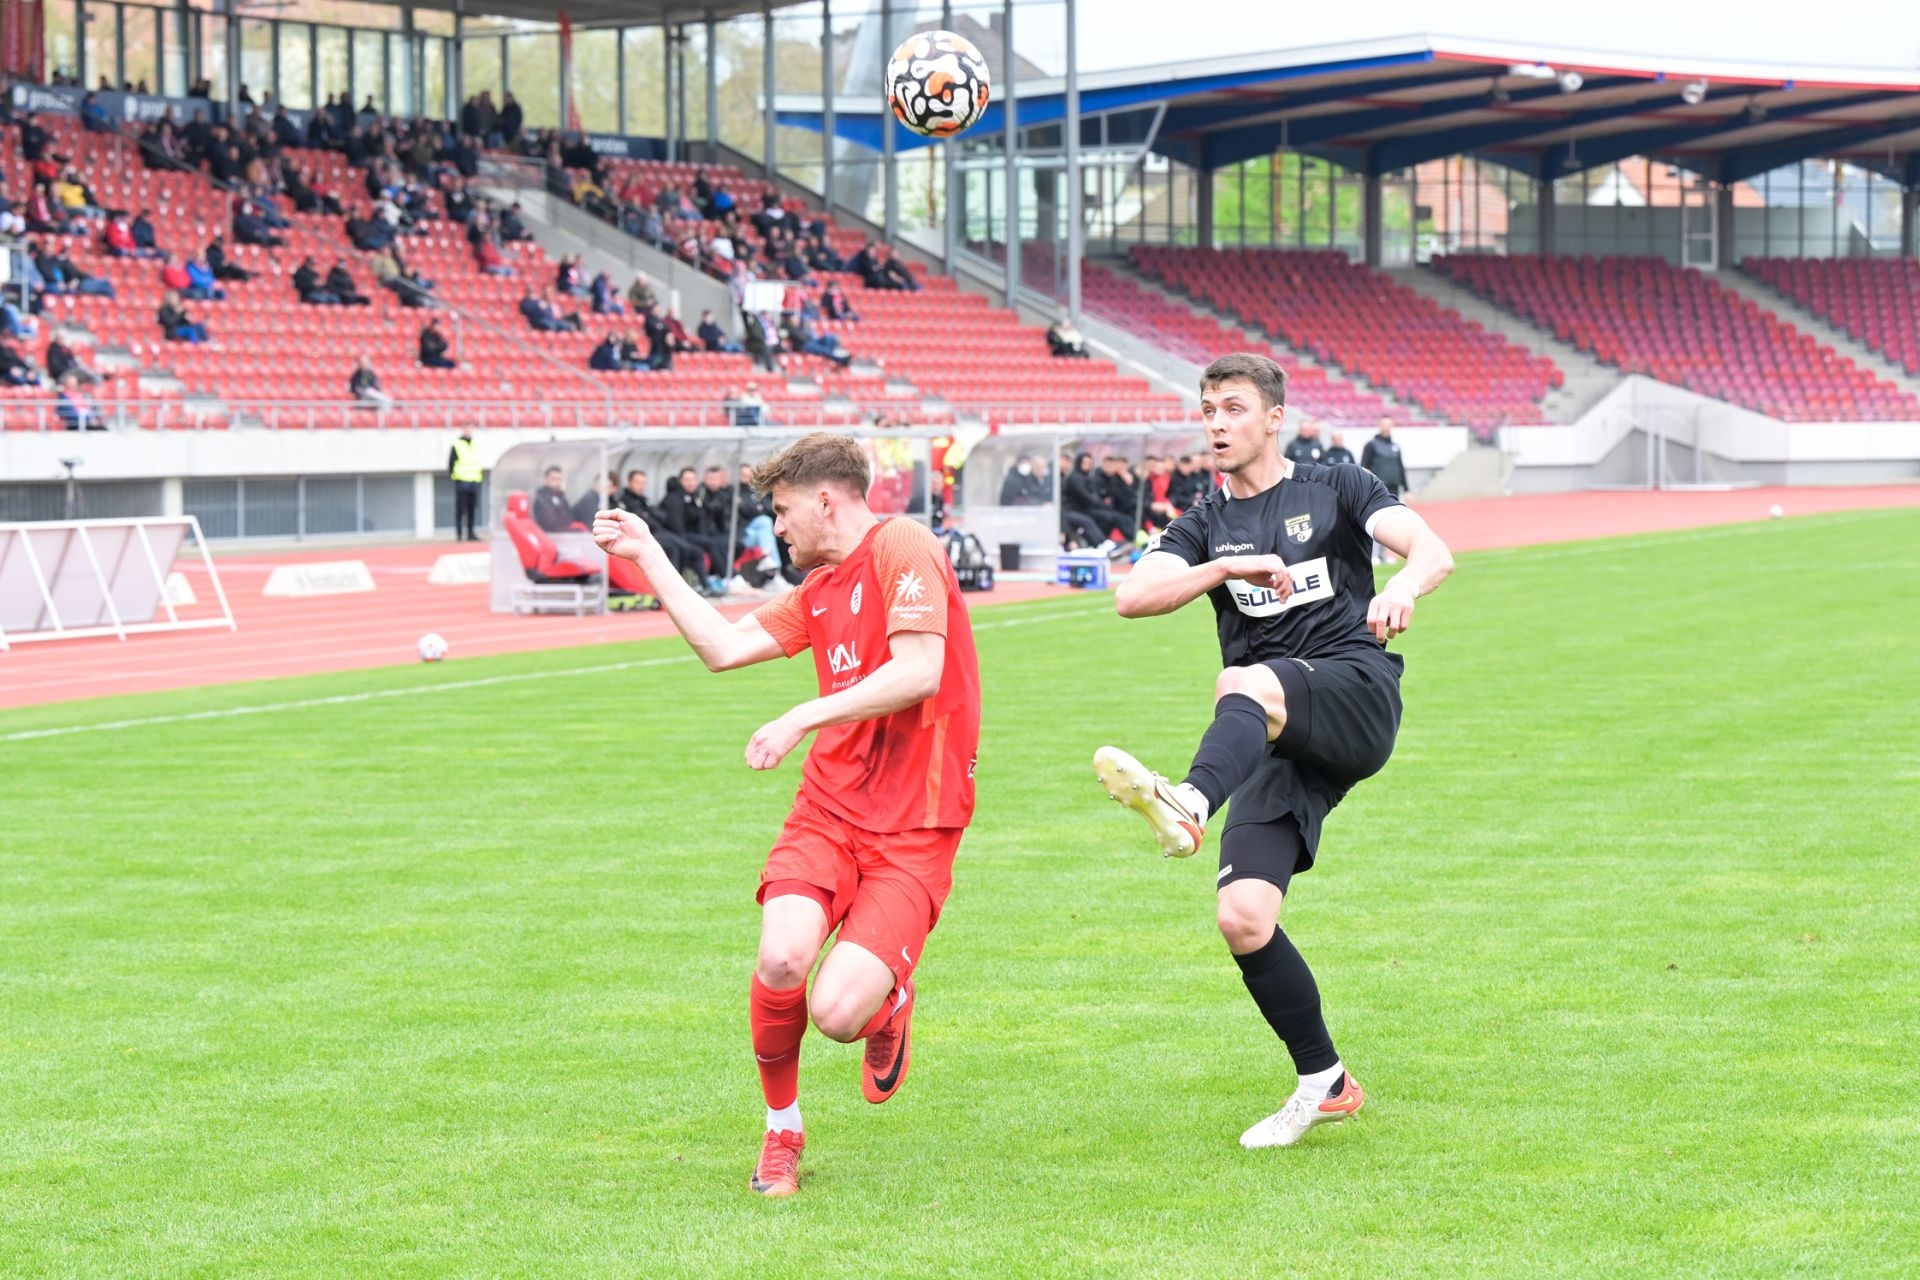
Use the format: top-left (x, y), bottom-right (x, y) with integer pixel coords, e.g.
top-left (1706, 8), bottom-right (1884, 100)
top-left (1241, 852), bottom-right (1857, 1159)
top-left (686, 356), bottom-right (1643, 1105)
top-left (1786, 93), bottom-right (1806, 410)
top-left (886, 29), bottom-right (991, 138)
top-left (418, 632), bottom-right (449, 663)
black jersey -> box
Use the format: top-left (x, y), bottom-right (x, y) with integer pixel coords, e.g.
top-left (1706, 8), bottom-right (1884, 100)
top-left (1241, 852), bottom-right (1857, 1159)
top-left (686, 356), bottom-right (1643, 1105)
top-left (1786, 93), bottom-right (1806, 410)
top-left (1154, 462), bottom-right (1401, 668)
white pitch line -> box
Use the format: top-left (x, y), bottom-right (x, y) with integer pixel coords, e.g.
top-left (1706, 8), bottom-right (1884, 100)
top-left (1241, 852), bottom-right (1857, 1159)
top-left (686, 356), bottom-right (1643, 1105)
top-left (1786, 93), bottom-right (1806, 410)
top-left (0, 602), bottom-right (1112, 743)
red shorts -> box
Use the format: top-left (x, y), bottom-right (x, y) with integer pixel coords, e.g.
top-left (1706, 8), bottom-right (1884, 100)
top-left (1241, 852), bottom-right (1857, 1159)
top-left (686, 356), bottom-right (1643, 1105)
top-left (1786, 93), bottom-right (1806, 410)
top-left (758, 789), bottom-right (964, 987)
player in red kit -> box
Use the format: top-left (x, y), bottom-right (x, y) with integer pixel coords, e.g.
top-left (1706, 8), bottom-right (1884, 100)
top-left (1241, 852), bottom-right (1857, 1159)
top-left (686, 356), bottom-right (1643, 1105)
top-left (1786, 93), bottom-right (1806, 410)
top-left (592, 433), bottom-right (981, 1198)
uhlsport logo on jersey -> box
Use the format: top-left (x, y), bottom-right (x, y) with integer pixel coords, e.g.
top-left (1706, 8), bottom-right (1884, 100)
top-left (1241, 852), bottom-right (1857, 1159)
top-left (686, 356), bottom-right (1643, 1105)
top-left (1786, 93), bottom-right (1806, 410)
top-left (1226, 557), bottom-right (1333, 617)
top-left (828, 641), bottom-right (862, 675)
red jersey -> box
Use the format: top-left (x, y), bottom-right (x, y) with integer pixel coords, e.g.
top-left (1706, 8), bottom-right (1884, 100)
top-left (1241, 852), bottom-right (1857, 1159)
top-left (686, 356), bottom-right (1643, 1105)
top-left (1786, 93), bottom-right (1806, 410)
top-left (753, 519), bottom-right (980, 834)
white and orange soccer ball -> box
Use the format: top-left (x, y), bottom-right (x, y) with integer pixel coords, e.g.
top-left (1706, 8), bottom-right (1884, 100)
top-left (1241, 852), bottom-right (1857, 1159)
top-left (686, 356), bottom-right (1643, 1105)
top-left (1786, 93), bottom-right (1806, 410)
top-left (417, 632), bottom-right (448, 662)
top-left (886, 29), bottom-right (992, 138)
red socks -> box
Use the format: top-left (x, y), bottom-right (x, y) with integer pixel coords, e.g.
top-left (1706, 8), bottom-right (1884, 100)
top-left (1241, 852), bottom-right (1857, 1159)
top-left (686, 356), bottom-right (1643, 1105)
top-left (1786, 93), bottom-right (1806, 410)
top-left (749, 974), bottom-right (809, 1109)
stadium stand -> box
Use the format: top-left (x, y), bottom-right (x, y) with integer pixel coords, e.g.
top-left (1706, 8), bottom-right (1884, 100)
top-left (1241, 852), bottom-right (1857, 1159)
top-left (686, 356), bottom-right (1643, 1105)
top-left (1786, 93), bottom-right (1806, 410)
top-left (1434, 254), bottom-right (1920, 422)
top-left (1128, 246), bottom-right (1562, 425)
top-left (1077, 260), bottom-right (1418, 426)
top-left (2, 111), bottom-right (1182, 430)
top-left (1741, 257), bottom-right (1920, 378)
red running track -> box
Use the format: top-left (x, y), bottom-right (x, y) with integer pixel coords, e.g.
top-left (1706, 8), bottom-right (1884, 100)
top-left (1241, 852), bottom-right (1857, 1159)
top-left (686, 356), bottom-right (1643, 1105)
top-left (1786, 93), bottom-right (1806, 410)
top-left (3, 484), bottom-right (1915, 711)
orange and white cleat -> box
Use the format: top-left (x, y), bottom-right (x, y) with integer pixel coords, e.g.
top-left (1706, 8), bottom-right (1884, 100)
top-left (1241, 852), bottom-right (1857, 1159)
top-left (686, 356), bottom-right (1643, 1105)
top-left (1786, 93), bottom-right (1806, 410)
top-left (1239, 1073), bottom-right (1366, 1149)
top-left (861, 980), bottom-right (915, 1105)
top-left (750, 1128), bottom-right (805, 1196)
top-left (1093, 745), bottom-right (1205, 857)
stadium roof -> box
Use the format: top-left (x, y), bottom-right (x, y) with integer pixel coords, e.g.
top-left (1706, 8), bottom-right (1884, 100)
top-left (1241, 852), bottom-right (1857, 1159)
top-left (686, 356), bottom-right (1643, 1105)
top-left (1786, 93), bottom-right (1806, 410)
top-left (777, 33), bottom-right (1920, 186)
top-left (415, 0), bottom-right (792, 29)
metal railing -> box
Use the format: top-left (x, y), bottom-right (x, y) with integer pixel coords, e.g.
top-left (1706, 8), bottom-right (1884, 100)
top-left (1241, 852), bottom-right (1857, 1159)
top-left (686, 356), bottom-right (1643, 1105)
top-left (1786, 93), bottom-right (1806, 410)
top-left (3, 396), bottom-right (1199, 433)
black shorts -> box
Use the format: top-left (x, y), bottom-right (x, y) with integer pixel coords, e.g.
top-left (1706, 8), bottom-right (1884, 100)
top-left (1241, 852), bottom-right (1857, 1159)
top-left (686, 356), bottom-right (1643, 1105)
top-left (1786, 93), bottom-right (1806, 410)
top-left (1217, 647), bottom-right (1403, 887)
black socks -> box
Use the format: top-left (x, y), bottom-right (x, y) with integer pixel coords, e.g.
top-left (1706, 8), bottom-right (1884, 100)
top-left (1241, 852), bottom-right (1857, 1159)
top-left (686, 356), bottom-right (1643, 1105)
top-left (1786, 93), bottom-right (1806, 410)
top-left (1231, 927), bottom-right (1339, 1076)
top-left (1182, 693), bottom-right (1271, 815)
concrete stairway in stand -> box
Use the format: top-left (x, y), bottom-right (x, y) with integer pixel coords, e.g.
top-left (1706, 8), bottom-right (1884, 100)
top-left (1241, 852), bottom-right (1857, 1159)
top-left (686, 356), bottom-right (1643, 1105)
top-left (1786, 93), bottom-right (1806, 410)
top-left (1714, 267), bottom-right (1920, 400)
top-left (1414, 441), bottom-right (1513, 501)
top-left (1388, 265), bottom-right (1623, 424)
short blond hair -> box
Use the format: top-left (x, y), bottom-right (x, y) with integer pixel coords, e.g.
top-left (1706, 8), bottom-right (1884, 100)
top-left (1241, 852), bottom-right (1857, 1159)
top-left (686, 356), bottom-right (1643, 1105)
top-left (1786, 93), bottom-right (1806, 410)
top-left (750, 433), bottom-right (871, 499)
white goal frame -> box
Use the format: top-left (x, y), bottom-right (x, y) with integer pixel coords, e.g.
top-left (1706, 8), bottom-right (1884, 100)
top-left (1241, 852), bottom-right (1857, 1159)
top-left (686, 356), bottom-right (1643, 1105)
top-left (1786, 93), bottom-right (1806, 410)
top-left (0, 517), bottom-right (237, 651)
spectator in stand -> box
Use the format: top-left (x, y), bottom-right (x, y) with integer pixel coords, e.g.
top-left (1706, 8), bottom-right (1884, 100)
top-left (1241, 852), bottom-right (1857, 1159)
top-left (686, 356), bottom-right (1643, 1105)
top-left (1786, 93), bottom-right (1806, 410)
top-left (370, 244), bottom-right (431, 306)
top-left (473, 229), bottom-right (513, 277)
top-left (742, 311), bottom-right (781, 374)
top-left (1047, 314), bottom-right (1089, 358)
top-left (36, 244), bottom-right (115, 297)
top-left (272, 105), bottom-right (301, 149)
top-left (206, 235), bottom-right (253, 282)
top-left (0, 187), bottom-right (25, 239)
top-left (520, 289), bottom-right (583, 333)
top-left (783, 311), bottom-right (852, 368)
top-left (19, 113), bottom-right (50, 163)
top-left (626, 274), bottom-right (658, 315)
top-left (130, 210), bottom-right (160, 255)
top-left (293, 256), bottom-right (340, 304)
top-left (589, 271), bottom-right (623, 315)
top-left (58, 374), bottom-right (105, 430)
top-left (998, 454), bottom-right (1050, 505)
top-left (555, 254), bottom-right (587, 297)
top-left (444, 177), bottom-right (475, 224)
top-left (138, 121), bottom-right (191, 172)
top-left (80, 92), bottom-right (117, 135)
top-left (46, 337), bottom-right (99, 386)
top-left (643, 305), bottom-right (676, 371)
top-left (750, 191), bottom-right (790, 238)
top-left (663, 310), bottom-right (700, 355)
top-left (105, 213), bottom-right (160, 259)
top-left (25, 184), bottom-right (80, 235)
top-left (157, 290), bottom-right (209, 343)
top-left (0, 338), bottom-right (38, 385)
top-left (697, 309), bottom-right (741, 353)
top-left (1361, 416), bottom-right (1407, 498)
top-left (0, 295), bottom-right (34, 340)
top-left (820, 280), bottom-right (860, 323)
top-left (498, 92), bottom-right (524, 145)
top-left (326, 259), bottom-right (372, 307)
top-left (852, 241), bottom-right (920, 291)
top-left (530, 466), bottom-right (575, 533)
top-left (732, 381), bottom-right (767, 427)
top-left (1322, 431), bottom-right (1356, 466)
top-left (499, 202), bottom-right (531, 242)
top-left (589, 331), bottom-right (630, 372)
top-left (1167, 453), bottom-right (1207, 511)
top-left (1283, 421), bottom-right (1323, 466)
top-left (350, 357), bottom-right (393, 407)
top-left (706, 182), bottom-right (736, 221)
top-left (233, 198), bottom-right (285, 247)
top-left (419, 318), bottom-right (456, 369)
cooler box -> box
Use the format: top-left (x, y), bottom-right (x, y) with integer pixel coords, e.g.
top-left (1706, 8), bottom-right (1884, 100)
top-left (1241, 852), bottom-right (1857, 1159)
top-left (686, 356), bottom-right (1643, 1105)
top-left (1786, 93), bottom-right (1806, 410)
top-left (1056, 550), bottom-right (1109, 590)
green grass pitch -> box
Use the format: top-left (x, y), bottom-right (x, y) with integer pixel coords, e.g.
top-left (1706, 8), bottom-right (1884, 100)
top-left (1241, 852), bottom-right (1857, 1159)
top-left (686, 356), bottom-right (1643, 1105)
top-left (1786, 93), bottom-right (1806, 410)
top-left (3, 509), bottom-right (1918, 1278)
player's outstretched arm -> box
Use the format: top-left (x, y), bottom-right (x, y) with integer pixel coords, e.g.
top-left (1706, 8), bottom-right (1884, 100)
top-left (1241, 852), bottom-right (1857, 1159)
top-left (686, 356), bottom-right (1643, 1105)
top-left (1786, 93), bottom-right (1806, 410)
top-left (745, 631), bottom-right (944, 770)
top-left (591, 508), bottom-right (784, 671)
top-left (1115, 550), bottom-right (1294, 619)
top-left (1366, 506), bottom-right (1455, 641)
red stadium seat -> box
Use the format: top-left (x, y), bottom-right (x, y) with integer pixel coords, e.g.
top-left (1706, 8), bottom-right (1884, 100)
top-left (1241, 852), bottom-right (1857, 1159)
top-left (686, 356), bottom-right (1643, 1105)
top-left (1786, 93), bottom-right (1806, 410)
top-left (502, 492), bottom-right (599, 581)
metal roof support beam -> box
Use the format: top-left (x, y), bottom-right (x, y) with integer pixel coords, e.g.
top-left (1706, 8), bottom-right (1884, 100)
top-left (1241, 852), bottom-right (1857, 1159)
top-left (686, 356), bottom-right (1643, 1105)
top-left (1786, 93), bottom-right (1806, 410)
top-left (1536, 172), bottom-right (1555, 255)
top-left (1363, 171), bottom-right (1382, 266)
top-left (764, 3), bottom-right (777, 181)
top-left (1534, 91), bottom-right (1908, 181)
top-left (1003, 0), bottom-right (1019, 305)
top-left (1193, 75), bottom-right (1642, 173)
top-left (1368, 84), bottom-right (1749, 176)
top-left (1156, 68), bottom-right (1493, 137)
top-left (1716, 184), bottom-right (1735, 268)
top-left (1902, 187), bottom-right (1917, 258)
top-left (821, 0), bottom-right (835, 215)
top-left (1065, 0), bottom-right (1081, 323)
top-left (1709, 111), bottom-right (1920, 184)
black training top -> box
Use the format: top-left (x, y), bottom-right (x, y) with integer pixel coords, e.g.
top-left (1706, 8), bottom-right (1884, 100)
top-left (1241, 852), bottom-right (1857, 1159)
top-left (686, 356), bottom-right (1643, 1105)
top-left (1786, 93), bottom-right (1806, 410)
top-left (1154, 462), bottom-right (1401, 668)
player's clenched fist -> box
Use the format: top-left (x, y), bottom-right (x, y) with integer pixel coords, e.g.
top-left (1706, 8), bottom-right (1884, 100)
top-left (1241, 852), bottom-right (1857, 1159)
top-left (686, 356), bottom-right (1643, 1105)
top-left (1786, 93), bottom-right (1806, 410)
top-left (592, 508), bottom-right (654, 562)
top-left (746, 713), bottom-right (808, 771)
top-left (1220, 554), bottom-right (1294, 601)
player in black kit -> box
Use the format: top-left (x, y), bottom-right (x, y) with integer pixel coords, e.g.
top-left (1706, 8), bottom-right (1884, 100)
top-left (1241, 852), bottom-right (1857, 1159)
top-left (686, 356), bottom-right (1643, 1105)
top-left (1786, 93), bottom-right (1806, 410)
top-left (1093, 352), bottom-right (1454, 1150)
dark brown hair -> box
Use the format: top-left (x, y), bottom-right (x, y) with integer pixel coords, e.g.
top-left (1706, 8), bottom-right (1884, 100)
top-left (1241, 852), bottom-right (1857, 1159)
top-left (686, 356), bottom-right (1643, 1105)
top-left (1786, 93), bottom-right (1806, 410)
top-left (750, 432), bottom-right (872, 499)
top-left (1200, 352), bottom-right (1288, 411)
